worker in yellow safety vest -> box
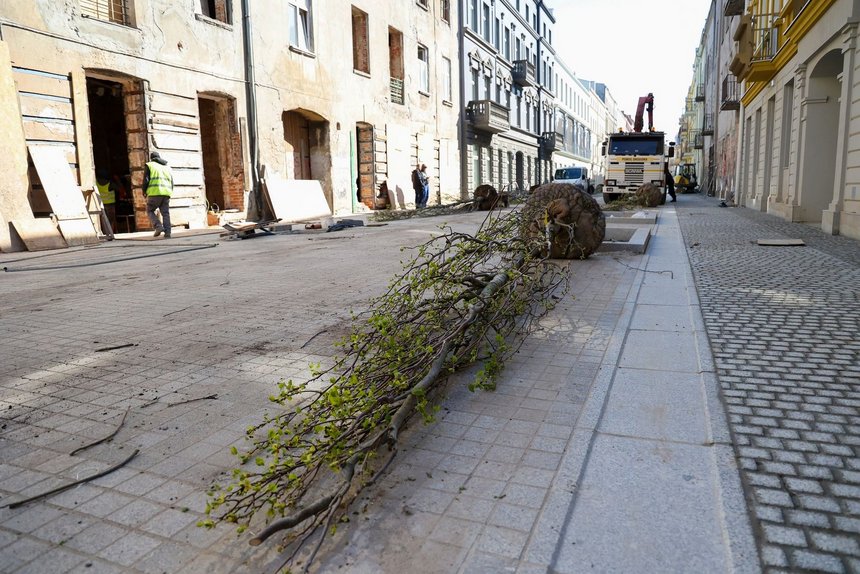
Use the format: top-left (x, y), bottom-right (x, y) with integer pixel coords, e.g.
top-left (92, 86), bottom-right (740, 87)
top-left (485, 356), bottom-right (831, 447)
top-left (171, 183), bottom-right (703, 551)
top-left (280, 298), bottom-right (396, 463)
top-left (95, 169), bottom-right (118, 233)
top-left (144, 151), bottom-right (173, 238)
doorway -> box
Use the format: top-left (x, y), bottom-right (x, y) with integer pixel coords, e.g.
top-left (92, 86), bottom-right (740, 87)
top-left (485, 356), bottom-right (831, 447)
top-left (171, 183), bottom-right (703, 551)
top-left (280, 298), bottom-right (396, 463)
top-left (515, 151), bottom-right (524, 190)
top-left (86, 76), bottom-right (137, 233)
top-left (799, 50), bottom-right (842, 223)
top-left (355, 122), bottom-right (375, 208)
top-left (198, 95), bottom-right (244, 212)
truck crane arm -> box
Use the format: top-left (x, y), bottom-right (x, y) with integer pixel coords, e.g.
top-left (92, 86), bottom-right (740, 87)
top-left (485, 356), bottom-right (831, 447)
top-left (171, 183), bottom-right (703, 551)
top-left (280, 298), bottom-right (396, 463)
top-left (633, 93), bottom-right (654, 133)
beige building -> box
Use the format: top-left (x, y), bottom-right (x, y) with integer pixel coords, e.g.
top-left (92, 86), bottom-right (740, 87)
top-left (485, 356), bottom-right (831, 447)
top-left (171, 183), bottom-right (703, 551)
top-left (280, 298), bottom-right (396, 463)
top-left (731, 0), bottom-right (860, 239)
top-left (0, 0), bottom-right (460, 252)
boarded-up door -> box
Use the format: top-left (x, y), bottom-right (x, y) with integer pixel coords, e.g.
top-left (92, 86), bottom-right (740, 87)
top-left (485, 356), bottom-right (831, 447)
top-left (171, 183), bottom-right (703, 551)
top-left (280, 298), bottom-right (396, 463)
top-left (284, 112), bottom-right (311, 179)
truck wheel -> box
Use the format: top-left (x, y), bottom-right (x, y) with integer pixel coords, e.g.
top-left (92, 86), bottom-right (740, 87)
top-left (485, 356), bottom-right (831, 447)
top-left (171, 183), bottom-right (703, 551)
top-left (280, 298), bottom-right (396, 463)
top-left (603, 192), bottom-right (620, 204)
top-left (588, 185), bottom-right (595, 194)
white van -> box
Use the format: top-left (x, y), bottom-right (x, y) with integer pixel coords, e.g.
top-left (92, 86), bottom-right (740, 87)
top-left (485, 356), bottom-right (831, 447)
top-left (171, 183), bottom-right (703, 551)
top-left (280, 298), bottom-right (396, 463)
top-left (553, 166), bottom-right (593, 193)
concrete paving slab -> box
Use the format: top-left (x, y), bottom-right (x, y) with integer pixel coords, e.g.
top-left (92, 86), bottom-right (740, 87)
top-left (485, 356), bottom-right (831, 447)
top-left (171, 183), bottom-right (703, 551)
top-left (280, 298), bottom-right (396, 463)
top-left (551, 434), bottom-right (728, 574)
top-left (630, 303), bottom-right (695, 332)
top-left (599, 368), bottom-right (709, 444)
top-left (618, 329), bottom-right (702, 373)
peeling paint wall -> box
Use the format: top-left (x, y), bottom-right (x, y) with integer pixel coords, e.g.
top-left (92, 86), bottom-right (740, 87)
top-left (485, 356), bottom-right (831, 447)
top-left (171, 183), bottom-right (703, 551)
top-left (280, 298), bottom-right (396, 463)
top-left (0, 0), bottom-right (462, 251)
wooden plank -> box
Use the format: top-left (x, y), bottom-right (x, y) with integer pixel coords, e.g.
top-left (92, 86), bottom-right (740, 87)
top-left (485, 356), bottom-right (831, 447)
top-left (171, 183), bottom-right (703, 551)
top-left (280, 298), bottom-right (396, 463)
top-left (156, 151), bottom-right (202, 169)
top-left (151, 116), bottom-right (199, 132)
top-left (264, 175), bottom-right (331, 222)
top-left (12, 70), bottom-right (72, 99)
top-left (756, 238), bottom-right (805, 246)
top-left (151, 132), bottom-right (201, 152)
top-left (149, 92), bottom-right (198, 117)
top-left (28, 145), bottom-right (90, 222)
top-left (57, 218), bottom-right (99, 247)
top-left (22, 119), bottom-right (76, 143)
top-left (11, 219), bottom-right (68, 251)
top-left (19, 95), bottom-right (75, 121)
top-left (170, 169), bottom-right (204, 187)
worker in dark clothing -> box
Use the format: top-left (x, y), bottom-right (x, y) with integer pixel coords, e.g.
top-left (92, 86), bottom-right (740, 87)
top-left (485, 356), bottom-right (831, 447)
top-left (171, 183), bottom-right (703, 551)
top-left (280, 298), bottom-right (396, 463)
top-left (144, 151), bottom-right (173, 238)
top-left (665, 164), bottom-right (677, 203)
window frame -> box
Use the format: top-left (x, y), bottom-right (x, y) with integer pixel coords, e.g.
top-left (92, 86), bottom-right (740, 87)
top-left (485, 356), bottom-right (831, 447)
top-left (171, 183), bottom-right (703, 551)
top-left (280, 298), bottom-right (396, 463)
top-left (288, 0), bottom-right (314, 54)
top-left (417, 43), bottom-right (430, 94)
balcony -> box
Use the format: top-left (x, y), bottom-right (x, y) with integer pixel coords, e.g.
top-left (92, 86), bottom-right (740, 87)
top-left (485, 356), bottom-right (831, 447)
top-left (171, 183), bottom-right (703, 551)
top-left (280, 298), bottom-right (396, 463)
top-left (702, 113), bottom-right (714, 136)
top-left (721, 75), bottom-right (740, 111)
top-left (747, 13), bottom-right (780, 81)
top-left (511, 60), bottom-right (536, 87)
top-left (540, 131), bottom-right (564, 152)
top-left (390, 77), bottom-right (404, 105)
top-left (467, 100), bottom-right (510, 134)
top-left (693, 130), bottom-right (704, 149)
top-left (724, 0), bottom-right (744, 16)
top-left (694, 84), bottom-right (705, 102)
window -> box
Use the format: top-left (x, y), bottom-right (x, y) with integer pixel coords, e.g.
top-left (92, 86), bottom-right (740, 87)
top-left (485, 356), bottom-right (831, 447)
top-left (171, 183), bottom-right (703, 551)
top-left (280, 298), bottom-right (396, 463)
top-left (200, 0), bottom-right (231, 24)
top-left (441, 0), bottom-right (450, 22)
top-left (442, 57), bottom-right (452, 101)
top-left (470, 0), bottom-right (478, 31)
top-left (471, 69), bottom-right (480, 101)
top-left (417, 44), bottom-right (429, 93)
top-left (494, 17), bottom-right (500, 50)
top-left (503, 27), bottom-right (510, 60)
top-left (417, 0), bottom-right (429, 8)
top-left (482, 3), bottom-right (491, 43)
top-left (351, 7), bottom-right (370, 74)
top-left (81, 0), bottom-right (131, 25)
top-left (288, 0), bottom-right (313, 52)
top-left (389, 28), bottom-right (404, 104)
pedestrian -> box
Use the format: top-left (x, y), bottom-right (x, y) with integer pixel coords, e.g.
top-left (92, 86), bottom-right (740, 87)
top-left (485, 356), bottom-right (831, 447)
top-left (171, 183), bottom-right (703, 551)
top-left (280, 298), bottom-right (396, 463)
top-left (419, 164), bottom-right (430, 208)
top-left (411, 163), bottom-right (427, 209)
top-left (144, 151), bottom-right (173, 238)
top-left (95, 168), bottom-right (118, 233)
top-left (665, 164), bottom-right (676, 203)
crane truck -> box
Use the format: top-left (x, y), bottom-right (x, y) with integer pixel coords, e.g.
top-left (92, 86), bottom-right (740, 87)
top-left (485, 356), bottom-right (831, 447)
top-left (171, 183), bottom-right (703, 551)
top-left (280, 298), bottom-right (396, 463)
top-left (600, 93), bottom-right (675, 204)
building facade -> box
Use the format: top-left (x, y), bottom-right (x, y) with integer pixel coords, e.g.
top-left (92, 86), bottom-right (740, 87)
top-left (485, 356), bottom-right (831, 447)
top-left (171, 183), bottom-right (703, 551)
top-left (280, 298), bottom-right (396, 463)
top-left (551, 62), bottom-right (597, 181)
top-left (459, 0), bottom-right (556, 193)
top-left (0, 0), bottom-right (461, 252)
top-left (729, 0), bottom-right (860, 239)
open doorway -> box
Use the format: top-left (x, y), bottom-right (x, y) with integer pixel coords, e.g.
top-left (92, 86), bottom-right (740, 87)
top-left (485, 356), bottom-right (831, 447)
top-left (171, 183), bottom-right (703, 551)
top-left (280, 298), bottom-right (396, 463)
top-left (198, 95), bottom-right (244, 213)
top-left (87, 77), bottom-right (131, 232)
top-left (86, 75), bottom-right (145, 233)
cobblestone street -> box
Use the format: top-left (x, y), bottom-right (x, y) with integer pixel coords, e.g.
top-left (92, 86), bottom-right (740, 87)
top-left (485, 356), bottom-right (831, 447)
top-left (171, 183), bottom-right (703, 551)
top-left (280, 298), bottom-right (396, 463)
top-left (678, 195), bottom-right (860, 573)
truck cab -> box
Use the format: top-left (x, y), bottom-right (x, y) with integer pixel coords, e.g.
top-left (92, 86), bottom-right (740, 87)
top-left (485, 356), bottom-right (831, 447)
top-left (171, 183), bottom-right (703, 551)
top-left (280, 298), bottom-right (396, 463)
top-left (553, 166), bottom-right (593, 194)
top-left (600, 132), bottom-right (674, 203)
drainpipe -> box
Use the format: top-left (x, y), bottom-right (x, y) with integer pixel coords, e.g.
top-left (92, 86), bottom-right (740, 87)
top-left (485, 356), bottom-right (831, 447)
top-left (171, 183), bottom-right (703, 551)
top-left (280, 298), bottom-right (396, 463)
top-left (458, 0), bottom-right (467, 198)
top-left (241, 0), bottom-right (262, 221)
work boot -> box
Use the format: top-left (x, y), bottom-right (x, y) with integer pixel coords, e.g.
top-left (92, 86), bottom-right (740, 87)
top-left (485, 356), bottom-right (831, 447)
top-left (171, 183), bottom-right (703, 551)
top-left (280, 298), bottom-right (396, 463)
top-left (153, 229), bottom-right (163, 237)
top-left (164, 232), bottom-right (171, 238)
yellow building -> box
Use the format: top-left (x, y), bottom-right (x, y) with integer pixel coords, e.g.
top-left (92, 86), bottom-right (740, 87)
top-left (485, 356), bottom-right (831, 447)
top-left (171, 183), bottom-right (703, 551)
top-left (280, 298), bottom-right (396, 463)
top-left (732, 0), bottom-right (860, 239)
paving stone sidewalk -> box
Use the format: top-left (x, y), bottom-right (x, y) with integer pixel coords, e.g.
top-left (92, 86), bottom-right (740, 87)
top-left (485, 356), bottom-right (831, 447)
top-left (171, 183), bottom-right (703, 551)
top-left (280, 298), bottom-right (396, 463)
top-left (677, 194), bottom-right (860, 573)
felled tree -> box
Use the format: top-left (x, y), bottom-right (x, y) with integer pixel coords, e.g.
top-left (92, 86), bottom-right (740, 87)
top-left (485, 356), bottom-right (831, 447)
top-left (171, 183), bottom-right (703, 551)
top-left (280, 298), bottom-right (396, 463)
top-left (522, 183), bottom-right (606, 259)
top-left (201, 208), bottom-right (569, 567)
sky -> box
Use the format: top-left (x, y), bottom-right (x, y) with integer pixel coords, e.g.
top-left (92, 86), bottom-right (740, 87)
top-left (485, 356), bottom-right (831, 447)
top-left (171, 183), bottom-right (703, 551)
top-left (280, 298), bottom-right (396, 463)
top-left (548, 0), bottom-right (712, 138)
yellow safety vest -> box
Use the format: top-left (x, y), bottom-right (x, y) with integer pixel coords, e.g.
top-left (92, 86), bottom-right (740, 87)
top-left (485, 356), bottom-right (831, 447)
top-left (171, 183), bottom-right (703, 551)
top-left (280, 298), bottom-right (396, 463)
top-left (145, 162), bottom-right (173, 197)
top-left (96, 181), bottom-right (115, 205)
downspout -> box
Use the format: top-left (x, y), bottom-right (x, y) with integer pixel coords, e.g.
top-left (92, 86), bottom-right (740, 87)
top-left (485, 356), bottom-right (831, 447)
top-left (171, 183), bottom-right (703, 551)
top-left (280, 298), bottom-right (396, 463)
top-left (458, 0), bottom-right (467, 199)
top-left (241, 0), bottom-right (263, 221)
top-left (536, 1), bottom-right (543, 184)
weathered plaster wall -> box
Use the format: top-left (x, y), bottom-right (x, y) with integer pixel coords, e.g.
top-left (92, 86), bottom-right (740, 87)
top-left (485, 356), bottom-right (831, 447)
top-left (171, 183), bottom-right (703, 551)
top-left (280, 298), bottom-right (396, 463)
top-left (0, 42), bottom-right (32, 252)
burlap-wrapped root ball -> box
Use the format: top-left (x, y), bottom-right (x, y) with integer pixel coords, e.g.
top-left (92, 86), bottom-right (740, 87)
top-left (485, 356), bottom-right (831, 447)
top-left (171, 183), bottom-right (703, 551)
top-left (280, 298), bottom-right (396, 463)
top-left (522, 183), bottom-right (605, 259)
top-left (635, 183), bottom-right (663, 207)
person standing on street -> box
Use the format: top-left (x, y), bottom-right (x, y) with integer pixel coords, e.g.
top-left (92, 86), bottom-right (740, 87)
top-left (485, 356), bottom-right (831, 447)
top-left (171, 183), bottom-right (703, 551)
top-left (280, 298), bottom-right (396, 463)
top-left (411, 163), bottom-right (426, 209)
top-left (144, 151), bottom-right (173, 238)
top-left (419, 164), bottom-right (430, 208)
top-left (665, 163), bottom-right (677, 203)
